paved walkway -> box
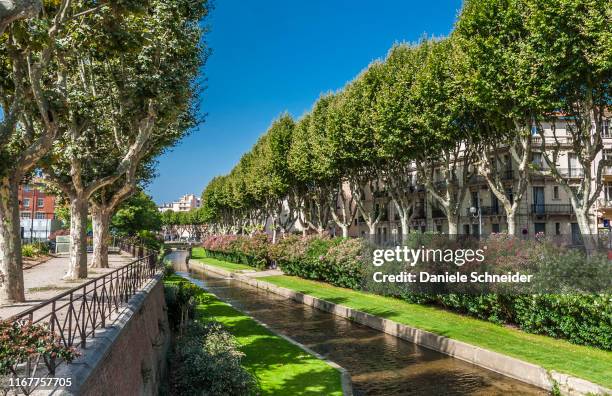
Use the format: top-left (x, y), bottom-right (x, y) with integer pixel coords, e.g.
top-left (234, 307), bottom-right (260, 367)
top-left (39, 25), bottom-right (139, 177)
top-left (0, 252), bottom-right (135, 319)
top-left (243, 268), bottom-right (284, 277)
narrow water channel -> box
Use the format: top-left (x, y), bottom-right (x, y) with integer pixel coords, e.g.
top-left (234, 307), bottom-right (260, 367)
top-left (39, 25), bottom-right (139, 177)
top-left (168, 251), bottom-right (547, 396)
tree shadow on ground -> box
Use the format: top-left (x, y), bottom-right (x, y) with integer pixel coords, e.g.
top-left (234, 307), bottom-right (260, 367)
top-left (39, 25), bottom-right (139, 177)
top-left (193, 291), bottom-right (343, 395)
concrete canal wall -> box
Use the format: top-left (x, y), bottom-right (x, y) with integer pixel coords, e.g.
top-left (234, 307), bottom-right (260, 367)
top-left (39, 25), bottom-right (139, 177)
top-left (195, 263), bottom-right (611, 396)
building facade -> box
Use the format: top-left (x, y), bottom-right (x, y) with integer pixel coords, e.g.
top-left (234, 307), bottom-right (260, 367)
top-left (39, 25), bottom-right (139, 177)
top-left (18, 182), bottom-right (61, 241)
top-left (329, 118), bottom-right (612, 246)
top-left (158, 194), bottom-right (202, 213)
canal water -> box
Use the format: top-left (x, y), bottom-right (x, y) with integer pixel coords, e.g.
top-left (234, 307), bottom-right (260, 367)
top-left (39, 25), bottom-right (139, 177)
top-left (168, 251), bottom-right (547, 396)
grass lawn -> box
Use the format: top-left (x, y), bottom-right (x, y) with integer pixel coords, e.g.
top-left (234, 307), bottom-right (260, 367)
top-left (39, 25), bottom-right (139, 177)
top-left (191, 247), bottom-right (256, 272)
top-left (166, 275), bottom-right (343, 396)
top-left (262, 275), bottom-right (612, 388)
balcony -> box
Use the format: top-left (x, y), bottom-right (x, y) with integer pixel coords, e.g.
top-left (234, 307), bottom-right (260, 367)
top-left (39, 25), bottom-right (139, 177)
top-left (468, 174), bottom-right (486, 184)
top-left (465, 206), bottom-right (504, 216)
top-left (413, 203), bottom-right (426, 219)
top-left (557, 168), bottom-right (584, 178)
top-left (532, 166), bottom-right (584, 179)
top-left (532, 136), bottom-right (573, 146)
top-left (531, 204), bottom-right (574, 215)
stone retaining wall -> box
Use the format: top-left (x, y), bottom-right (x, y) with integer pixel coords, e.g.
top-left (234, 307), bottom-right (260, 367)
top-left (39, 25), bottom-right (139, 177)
top-left (48, 276), bottom-right (170, 396)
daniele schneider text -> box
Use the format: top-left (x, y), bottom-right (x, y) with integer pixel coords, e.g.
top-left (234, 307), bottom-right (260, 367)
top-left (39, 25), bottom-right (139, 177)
top-left (371, 246), bottom-right (534, 284)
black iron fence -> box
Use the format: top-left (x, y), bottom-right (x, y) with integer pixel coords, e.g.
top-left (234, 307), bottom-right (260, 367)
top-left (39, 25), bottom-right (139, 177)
top-left (9, 244), bottom-right (162, 357)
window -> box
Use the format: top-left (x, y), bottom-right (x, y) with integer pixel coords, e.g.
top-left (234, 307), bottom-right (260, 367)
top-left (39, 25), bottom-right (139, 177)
top-left (555, 222), bottom-right (561, 235)
top-left (23, 185), bottom-right (31, 192)
top-left (35, 212), bottom-right (45, 219)
top-left (492, 223), bottom-right (500, 233)
top-left (504, 154), bottom-right (512, 171)
top-left (506, 188), bottom-right (514, 204)
top-left (604, 119), bottom-right (610, 138)
top-left (535, 223), bottom-right (546, 235)
top-left (533, 187), bottom-right (545, 214)
top-left (553, 186), bottom-right (559, 200)
top-left (23, 198), bottom-right (30, 208)
top-left (491, 195), bottom-right (500, 214)
top-left (20, 212), bottom-right (31, 219)
top-left (463, 224), bottom-right (470, 235)
top-left (471, 191), bottom-right (479, 208)
top-left (605, 184), bottom-right (612, 202)
top-left (37, 198), bottom-right (44, 208)
top-left (532, 152), bottom-right (543, 169)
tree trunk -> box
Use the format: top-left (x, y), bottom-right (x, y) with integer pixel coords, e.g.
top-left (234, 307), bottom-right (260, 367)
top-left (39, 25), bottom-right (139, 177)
top-left (368, 226), bottom-right (376, 244)
top-left (0, 175), bottom-right (25, 303)
top-left (448, 218), bottom-right (458, 238)
top-left (66, 196), bottom-right (88, 280)
top-left (340, 225), bottom-right (349, 238)
top-left (91, 205), bottom-right (110, 268)
top-left (506, 208), bottom-right (516, 236)
top-left (574, 208), bottom-right (596, 253)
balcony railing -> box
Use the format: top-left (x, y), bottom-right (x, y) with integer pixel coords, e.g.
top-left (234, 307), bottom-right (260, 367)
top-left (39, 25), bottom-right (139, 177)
top-left (413, 204), bottom-right (426, 219)
top-left (556, 168), bottom-right (584, 178)
top-left (532, 165), bottom-right (584, 178)
top-left (531, 204), bottom-right (574, 215)
top-left (465, 206), bottom-right (505, 216)
top-left (532, 136), bottom-right (573, 146)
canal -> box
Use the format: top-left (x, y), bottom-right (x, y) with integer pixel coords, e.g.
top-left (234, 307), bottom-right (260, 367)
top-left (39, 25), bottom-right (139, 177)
top-left (168, 251), bottom-right (546, 396)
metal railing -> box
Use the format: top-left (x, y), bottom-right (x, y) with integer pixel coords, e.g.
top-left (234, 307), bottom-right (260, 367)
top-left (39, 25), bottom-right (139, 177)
top-left (9, 246), bottom-right (162, 357)
top-left (531, 204), bottom-right (574, 215)
top-left (465, 206), bottom-right (505, 216)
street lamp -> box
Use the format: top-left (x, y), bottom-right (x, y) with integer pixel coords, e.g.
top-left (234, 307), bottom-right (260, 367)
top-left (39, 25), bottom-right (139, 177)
top-left (469, 205), bottom-right (482, 238)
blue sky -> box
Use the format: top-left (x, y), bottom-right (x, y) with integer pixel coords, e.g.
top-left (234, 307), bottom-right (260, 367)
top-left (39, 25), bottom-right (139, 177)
top-left (148, 0), bottom-right (463, 204)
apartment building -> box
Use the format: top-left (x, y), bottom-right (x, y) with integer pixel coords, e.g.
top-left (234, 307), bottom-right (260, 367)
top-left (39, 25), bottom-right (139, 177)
top-left (340, 117), bottom-right (612, 245)
top-left (158, 193), bottom-right (202, 213)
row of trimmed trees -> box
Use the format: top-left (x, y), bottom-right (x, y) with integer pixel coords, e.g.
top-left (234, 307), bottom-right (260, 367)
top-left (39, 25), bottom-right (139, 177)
top-left (200, 0), bottom-right (610, 247)
top-left (0, 0), bottom-right (209, 302)
top-left (160, 208), bottom-right (210, 241)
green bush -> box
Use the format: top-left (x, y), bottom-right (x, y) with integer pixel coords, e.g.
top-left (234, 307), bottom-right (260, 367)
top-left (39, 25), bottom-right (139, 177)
top-left (164, 282), bottom-right (200, 331)
top-left (169, 321), bottom-right (258, 396)
top-left (21, 244), bottom-right (38, 258)
top-left (202, 234), bottom-right (270, 269)
top-left (163, 262), bottom-right (175, 278)
top-left (21, 243), bottom-right (48, 258)
top-left (202, 233), bottom-right (612, 350)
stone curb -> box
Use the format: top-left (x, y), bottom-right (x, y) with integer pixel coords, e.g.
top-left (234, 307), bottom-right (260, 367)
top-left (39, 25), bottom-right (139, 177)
top-left (195, 262), bottom-right (611, 396)
top-left (38, 276), bottom-right (163, 396)
top-left (181, 272), bottom-right (353, 396)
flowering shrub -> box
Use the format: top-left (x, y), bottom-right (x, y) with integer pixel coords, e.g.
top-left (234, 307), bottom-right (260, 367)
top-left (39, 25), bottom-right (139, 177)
top-left (201, 233), bottom-right (612, 350)
top-left (202, 234), bottom-right (270, 269)
top-left (0, 320), bottom-right (79, 382)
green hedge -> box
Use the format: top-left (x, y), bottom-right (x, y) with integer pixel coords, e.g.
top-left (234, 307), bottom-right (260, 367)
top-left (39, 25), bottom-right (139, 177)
top-left (201, 234), bottom-right (611, 350)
